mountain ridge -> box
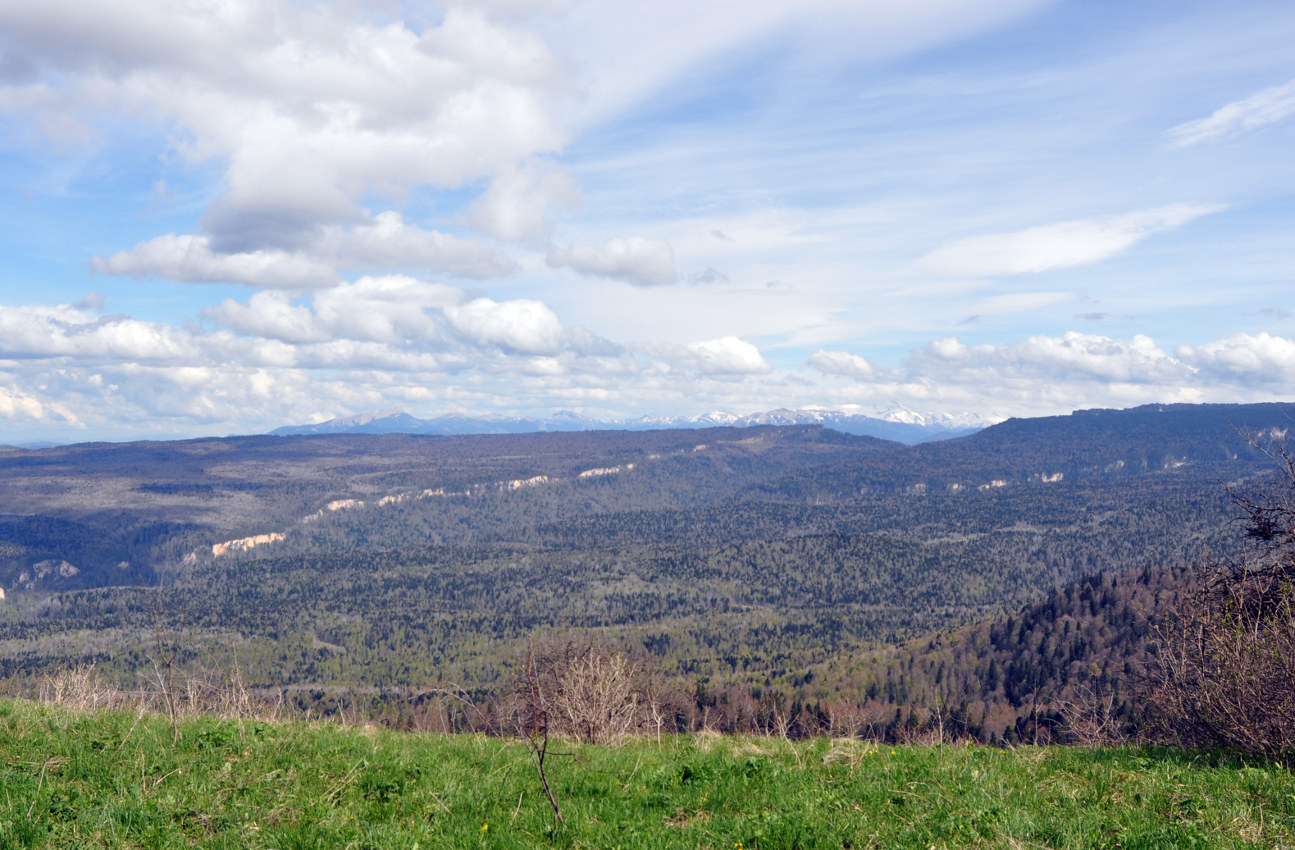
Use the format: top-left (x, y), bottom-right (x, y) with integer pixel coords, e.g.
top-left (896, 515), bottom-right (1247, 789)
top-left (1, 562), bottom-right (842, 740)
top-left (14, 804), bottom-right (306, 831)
top-left (269, 406), bottom-right (993, 444)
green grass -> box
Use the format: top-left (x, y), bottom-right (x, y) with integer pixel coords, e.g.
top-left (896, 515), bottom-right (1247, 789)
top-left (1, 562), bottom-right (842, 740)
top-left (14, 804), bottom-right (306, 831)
top-left (2, 699), bottom-right (1293, 849)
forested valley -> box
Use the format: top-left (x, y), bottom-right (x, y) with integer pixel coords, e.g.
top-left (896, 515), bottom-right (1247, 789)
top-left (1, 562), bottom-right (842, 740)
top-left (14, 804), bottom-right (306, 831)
top-left (0, 401), bottom-right (1290, 744)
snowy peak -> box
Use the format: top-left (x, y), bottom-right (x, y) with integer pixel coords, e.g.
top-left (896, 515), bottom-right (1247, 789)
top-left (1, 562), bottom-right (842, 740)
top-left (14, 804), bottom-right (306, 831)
top-left (270, 409), bottom-right (426, 435)
top-left (271, 406), bottom-right (991, 444)
top-left (874, 405), bottom-right (1000, 430)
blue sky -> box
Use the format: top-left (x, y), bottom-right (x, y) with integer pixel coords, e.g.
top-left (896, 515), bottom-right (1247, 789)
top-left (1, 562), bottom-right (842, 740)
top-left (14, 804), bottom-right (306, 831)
top-left (0, 0), bottom-right (1292, 442)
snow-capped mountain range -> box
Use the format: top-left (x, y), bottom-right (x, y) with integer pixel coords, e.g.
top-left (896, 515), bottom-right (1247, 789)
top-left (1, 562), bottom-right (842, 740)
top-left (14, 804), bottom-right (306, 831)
top-left (271, 406), bottom-right (999, 444)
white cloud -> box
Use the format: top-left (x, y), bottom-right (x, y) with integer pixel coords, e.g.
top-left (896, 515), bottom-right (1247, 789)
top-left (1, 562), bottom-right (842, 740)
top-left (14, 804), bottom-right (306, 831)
top-left (204, 292), bottom-right (328, 344)
top-left (805, 331), bottom-right (1295, 422)
top-left (687, 336), bottom-right (771, 374)
top-left (94, 363), bottom-right (326, 428)
top-left (909, 331), bottom-right (1188, 383)
top-left (0, 2), bottom-right (573, 251)
top-left (93, 216), bottom-right (515, 287)
top-left (0, 302), bottom-right (201, 362)
top-left (1179, 332), bottom-right (1295, 382)
top-left (317, 213), bottom-right (517, 277)
top-left (467, 157), bottom-right (581, 241)
top-left (550, 0), bottom-right (1051, 125)
top-left (207, 276), bottom-right (468, 347)
top-left (916, 204), bottom-right (1224, 276)
top-left (1168, 79), bottom-right (1295, 147)
top-left (809, 350), bottom-right (876, 378)
top-left (0, 383), bottom-right (78, 424)
top-left (91, 234), bottom-right (340, 288)
top-left (310, 276), bottom-right (459, 345)
top-left (5, 2), bottom-right (1295, 439)
top-left (444, 298), bottom-right (565, 354)
top-left (564, 325), bottom-right (625, 357)
top-left (547, 237), bottom-right (677, 286)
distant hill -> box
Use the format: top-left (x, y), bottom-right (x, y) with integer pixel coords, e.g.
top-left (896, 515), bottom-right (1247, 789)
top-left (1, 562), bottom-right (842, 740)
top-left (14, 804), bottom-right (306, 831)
top-left (269, 406), bottom-right (988, 444)
top-left (758, 401), bottom-right (1294, 501)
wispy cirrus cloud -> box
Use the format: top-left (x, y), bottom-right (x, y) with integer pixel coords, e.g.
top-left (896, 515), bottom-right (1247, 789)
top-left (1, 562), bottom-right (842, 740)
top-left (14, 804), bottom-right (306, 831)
top-left (916, 204), bottom-right (1225, 277)
top-left (1168, 79), bottom-right (1295, 147)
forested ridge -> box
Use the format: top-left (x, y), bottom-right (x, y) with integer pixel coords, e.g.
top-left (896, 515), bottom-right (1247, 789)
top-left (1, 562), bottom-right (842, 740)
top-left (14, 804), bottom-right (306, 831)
top-left (0, 401), bottom-right (1290, 739)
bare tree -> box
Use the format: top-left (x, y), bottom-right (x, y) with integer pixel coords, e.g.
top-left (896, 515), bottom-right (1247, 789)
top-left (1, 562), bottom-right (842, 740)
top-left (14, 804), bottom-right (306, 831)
top-left (149, 601), bottom-right (183, 745)
top-left (512, 639), bottom-right (566, 827)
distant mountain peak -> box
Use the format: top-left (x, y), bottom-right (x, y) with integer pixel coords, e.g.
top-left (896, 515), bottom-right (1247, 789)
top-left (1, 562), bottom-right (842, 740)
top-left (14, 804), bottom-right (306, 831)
top-left (332, 408), bottom-right (408, 426)
top-left (271, 405), bottom-right (991, 444)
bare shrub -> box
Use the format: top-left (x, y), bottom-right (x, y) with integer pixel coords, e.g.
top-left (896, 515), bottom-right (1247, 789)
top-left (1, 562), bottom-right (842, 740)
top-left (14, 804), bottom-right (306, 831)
top-left (38, 665), bottom-right (138, 713)
top-left (552, 647), bottom-right (641, 745)
top-left (1147, 576), bottom-right (1295, 754)
top-left (822, 738), bottom-right (876, 772)
top-left (178, 659), bottom-right (282, 722)
top-left (509, 636), bottom-right (649, 746)
top-left (36, 660), bottom-right (280, 729)
top-left (1145, 434), bottom-right (1295, 755)
top-left (1060, 683), bottom-right (1127, 746)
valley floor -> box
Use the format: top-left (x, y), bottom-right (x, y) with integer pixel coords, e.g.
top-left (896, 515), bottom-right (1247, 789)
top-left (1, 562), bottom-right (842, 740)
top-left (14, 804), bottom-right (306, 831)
top-left (1, 698), bottom-right (1292, 848)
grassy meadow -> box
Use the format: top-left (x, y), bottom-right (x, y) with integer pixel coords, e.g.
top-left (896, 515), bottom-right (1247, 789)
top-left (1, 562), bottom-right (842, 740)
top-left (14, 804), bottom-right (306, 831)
top-left (2, 698), bottom-right (1294, 849)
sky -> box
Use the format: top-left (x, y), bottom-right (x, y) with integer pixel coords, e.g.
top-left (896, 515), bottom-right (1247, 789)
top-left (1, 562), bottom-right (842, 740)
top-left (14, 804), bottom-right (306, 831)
top-left (0, 0), bottom-right (1293, 442)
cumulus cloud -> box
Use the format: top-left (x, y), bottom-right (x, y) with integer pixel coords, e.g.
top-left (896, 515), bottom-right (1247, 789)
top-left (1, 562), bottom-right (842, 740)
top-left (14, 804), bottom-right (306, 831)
top-left (311, 276), bottom-right (463, 343)
top-left (206, 275), bottom-right (474, 348)
top-left (1168, 79), bottom-right (1295, 147)
top-left (93, 216), bottom-right (515, 287)
top-left (916, 204), bottom-right (1224, 276)
top-left (0, 383), bottom-right (78, 424)
top-left (92, 234), bottom-right (339, 288)
top-left (687, 336), bottom-right (771, 374)
top-left (444, 298), bottom-right (564, 355)
top-left (547, 237), bottom-right (677, 286)
top-left (204, 291), bottom-right (329, 344)
top-left (0, 2), bottom-right (573, 252)
top-left (467, 157), bottom-right (581, 241)
top-left (4, 274), bottom-right (585, 390)
top-left (317, 213), bottom-right (517, 277)
top-left (0, 302), bottom-right (201, 363)
top-left (809, 350), bottom-right (876, 378)
top-left (1178, 333), bottom-right (1295, 382)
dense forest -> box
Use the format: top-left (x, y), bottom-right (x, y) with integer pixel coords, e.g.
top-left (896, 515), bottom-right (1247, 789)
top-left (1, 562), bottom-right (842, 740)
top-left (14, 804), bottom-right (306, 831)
top-left (0, 401), bottom-right (1290, 739)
